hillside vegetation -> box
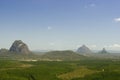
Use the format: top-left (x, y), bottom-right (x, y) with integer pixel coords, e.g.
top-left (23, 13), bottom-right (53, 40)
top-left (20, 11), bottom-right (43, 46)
top-left (41, 50), bottom-right (86, 61)
top-left (0, 59), bottom-right (120, 80)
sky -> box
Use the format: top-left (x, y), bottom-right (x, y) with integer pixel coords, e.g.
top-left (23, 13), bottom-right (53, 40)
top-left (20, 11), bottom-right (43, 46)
top-left (0, 0), bottom-right (120, 51)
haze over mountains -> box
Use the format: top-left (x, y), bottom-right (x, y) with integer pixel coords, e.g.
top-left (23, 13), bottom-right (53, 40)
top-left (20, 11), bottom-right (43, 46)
top-left (0, 40), bottom-right (111, 54)
top-left (0, 40), bottom-right (120, 61)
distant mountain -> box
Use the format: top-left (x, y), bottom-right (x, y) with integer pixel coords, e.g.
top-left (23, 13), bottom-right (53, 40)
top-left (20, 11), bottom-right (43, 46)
top-left (9, 40), bottom-right (30, 54)
top-left (99, 48), bottom-right (109, 54)
top-left (76, 45), bottom-right (92, 54)
top-left (41, 50), bottom-right (86, 61)
top-left (0, 48), bottom-right (8, 53)
top-left (0, 40), bottom-right (120, 60)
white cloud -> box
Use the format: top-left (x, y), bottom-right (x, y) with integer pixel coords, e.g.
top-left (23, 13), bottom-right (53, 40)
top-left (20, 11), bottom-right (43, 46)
top-left (84, 3), bottom-right (96, 8)
top-left (47, 26), bottom-right (52, 30)
top-left (90, 4), bottom-right (96, 7)
top-left (114, 18), bottom-right (120, 22)
top-left (103, 44), bottom-right (120, 50)
top-left (108, 44), bottom-right (120, 48)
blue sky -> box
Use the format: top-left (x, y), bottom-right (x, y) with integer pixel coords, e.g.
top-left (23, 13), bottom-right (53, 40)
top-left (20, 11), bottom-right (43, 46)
top-left (0, 0), bottom-right (120, 50)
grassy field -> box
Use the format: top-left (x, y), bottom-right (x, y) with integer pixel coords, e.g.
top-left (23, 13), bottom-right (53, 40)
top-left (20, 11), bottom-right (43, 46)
top-left (0, 59), bottom-right (120, 80)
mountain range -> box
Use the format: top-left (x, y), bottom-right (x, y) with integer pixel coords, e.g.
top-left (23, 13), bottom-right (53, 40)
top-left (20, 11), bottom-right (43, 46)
top-left (0, 40), bottom-right (120, 61)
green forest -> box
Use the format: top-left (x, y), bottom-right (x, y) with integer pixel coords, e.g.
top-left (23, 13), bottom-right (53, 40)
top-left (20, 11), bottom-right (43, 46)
top-left (0, 59), bottom-right (120, 80)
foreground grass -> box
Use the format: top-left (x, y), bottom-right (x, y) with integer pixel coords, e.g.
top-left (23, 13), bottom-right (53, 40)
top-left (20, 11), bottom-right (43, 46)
top-left (0, 59), bottom-right (120, 80)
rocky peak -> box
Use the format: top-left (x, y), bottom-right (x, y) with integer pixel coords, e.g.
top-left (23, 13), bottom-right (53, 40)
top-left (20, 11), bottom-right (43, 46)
top-left (9, 40), bottom-right (30, 54)
top-left (77, 45), bottom-right (92, 53)
top-left (99, 48), bottom-right (108, 54)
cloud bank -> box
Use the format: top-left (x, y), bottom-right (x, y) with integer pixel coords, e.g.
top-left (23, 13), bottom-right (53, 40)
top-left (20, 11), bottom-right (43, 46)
top-left (114, 18), bottom-right (120, 22)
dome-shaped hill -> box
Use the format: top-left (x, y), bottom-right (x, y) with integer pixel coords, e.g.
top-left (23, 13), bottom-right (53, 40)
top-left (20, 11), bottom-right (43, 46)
top-left (77, 45), bottom-right (93, 54)
top-left (41, 50), bottom-right (86, 61)
top-left (9, 40), bottom-right (30, 54)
